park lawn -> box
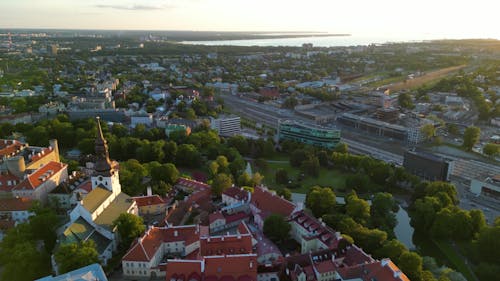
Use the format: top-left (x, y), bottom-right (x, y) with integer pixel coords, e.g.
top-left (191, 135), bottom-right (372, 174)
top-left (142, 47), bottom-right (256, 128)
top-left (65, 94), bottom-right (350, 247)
top-left (433, 240), bottom-right (476, 281)
top-left (258, 159), bottom-right (349, 194)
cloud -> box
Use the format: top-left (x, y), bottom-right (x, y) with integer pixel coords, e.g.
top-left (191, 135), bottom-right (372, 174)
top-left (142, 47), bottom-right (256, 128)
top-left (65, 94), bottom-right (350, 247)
top-left (94, 4), bottom-right (171, 11)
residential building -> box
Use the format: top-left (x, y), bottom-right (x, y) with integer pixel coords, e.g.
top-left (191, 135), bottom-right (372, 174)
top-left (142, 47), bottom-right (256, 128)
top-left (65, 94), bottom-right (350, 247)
top-left (0, 139), bottom-right (63, 201)
top-left (0, 197), bottom-right (34, 223)
top-left (208, 211), bottom-right (251, 233)
top-left (133, 194), bottom-right (169, 216)
top-left (278, 120), bottom-right (341, 149)
top-left (211, 115), bottom-right (241, 137)
top-left (122, 224), bottom-right (205, 278)
top-left (36, 263), bottom-right (107, 281)
top-left (12, 161), bottom-right (68, 203)
top-left (289, 210), bottom-right (342, 254)
top-left (130, 112), bottom-right (153, 128)
top-left (122, 221), bottom-right (254, 279)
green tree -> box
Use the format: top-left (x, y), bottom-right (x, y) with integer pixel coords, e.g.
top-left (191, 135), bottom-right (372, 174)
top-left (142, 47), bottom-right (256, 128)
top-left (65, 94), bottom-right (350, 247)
top-left (483, 143), bottom-right (500, 156)
top-left (290, 149), bottom-right (308, 167)
top-left (333, 142), bottom-right (348, 153)
top-left (398, 251), bottom-right (423, 281)
top-left (54, 241), bottom-right (99, 274)
top-left (28, 206), bottom-right (59, 251)
top-left (462, 126), bottom-right (480, 151)
top-left (477, 225), bottom-right (500, 264)
top-left (376, 239), bottom-right (407, 264)
top-left (263, 214), bottom-right (291, 244)
top-left (237, 172), bottom-right (252, 187)
top-left (151, 163), bottom-right (179, 185)
top-left (398, 92), bottom-right (415, 109)
top-left (211, 173), bottom-right (233, 197)
top-left (346, 191), bottom-right (371, 225)
top-left (420, 124), bottom-right (436, 141)
top-left (277, 188), bottom-right (292, 200)
top-left (371, 192), bottom-right (398, 234)
top-left (301, 156), bottom-right (320, 177)
top-left (306, 186), bottom-right (336, 217)
top-left (176, 144), bottom-right (201, 168)
top-left (469, 209), bottom-right (486, 237)
top-left (275, 169), bottom-right (289, 185)
top-left (120, 159), bottom-right (148, 195)
top-left (0, 241), bottom-right (50, 281)
top-left (113, 213), bottom-right (146, 247)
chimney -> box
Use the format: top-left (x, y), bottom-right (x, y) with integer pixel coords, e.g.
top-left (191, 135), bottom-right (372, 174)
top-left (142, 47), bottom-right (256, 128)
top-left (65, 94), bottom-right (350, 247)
top-left (49, 139), bottom-right (61, 162)
top-left (147, 186), bottom-right (152, 196)
top-left (174, 230), bottom-right (178, 237)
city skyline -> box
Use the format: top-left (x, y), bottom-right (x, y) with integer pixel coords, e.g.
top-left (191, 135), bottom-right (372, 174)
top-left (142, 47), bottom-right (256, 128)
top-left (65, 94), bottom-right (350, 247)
top-left (1, 0), bottom-right (500, 40)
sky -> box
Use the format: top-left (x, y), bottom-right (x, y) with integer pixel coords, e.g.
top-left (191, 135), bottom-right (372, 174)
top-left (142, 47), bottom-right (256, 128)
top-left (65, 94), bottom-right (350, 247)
top-left (0, 0), bottom-right (499, 40)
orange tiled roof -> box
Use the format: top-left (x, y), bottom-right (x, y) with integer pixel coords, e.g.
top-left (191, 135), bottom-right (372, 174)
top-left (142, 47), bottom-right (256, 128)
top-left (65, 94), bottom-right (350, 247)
top-left (204, 254), bottom-right (257, 280)
top-left (199, 233), bottom-right (253, 256)
top-left (0, 140), bottom-right (23, 158)
top-left (133, 195), bottom-right (166, 207)
top-left (0, 173), bottom-right (21, 192)
top-left (13, 161), bottom-right (67, 191)
top-left (176, 178), bottom-right (210, 192)
top-left (0, 197), bottom-right (33, 211)
top-left (338, 259), bottom-right (410, 281)
top-left (251, 186), bottom-right (296, 217)
top-left (223, 187), bottom-right (249, 201)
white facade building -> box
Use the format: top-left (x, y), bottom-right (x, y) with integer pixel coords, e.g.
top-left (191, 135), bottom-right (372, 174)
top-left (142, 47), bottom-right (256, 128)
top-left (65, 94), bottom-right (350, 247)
top-left (211, 116), bottom-right (241, 137)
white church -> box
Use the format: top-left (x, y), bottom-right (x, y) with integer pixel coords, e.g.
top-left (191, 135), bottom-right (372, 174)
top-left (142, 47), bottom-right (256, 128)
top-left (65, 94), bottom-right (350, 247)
top-left (55, 117), bottom-right (138, 271)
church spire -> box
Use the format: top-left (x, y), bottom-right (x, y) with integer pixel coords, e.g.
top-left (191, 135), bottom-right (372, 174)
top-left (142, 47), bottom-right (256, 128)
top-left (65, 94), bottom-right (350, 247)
top-left (94, 117), bottom-right (113, 176)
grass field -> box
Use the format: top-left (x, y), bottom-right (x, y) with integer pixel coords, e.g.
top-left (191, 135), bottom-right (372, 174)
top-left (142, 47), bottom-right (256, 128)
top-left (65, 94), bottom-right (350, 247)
top-left (257, 157), bottom-right (349, 194)
top-left (387, 65), bottom-right (466, 91)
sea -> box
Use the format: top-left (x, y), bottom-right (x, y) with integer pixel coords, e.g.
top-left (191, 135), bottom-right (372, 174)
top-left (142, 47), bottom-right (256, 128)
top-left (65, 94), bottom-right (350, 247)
top-left (181, 34), bottom-right (448, 47)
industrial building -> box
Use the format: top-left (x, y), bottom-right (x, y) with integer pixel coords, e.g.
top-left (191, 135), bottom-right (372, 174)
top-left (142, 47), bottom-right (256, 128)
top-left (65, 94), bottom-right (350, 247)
top-left (403, 150), bottom-right (453, 181)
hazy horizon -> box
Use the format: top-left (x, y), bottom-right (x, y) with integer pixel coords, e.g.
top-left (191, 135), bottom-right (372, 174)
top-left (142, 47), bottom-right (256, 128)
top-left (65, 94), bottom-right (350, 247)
top-left (1, 0), bottom-right (499, 40)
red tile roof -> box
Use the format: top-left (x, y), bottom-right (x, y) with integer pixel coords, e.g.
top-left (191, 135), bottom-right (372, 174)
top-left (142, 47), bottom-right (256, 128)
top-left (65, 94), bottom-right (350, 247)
top-left (251, 186), bottom-right (296, 217)
top-left (200, 234), bottom-right (253, 256)
top-left (176, 178), bottom-right (210, 192)
top-left (223, 187), bottom-right (249, 201)
top-left (0, 173), bottom-right (21, 192)
top-left (290, 210), bottom-right (341, 249)
top-left (0, 139), bottom-right (24, 158)
top-left (13, 161), bottom-right (67, 191)
top-left (337, 259), bottom-right (410, 281)
top-left (123, 225), bottom-right (201, 262)
top-left (0, 197), bottom-right (34, 211)
top-left (166, 261), bottom-right (203, 281)
top-left (74, 180), bottom-right (92, 193)
top-left (209, 212), bottom-right (225, 224)
top-left (204, 254), bottom-right (257, 280)
top-left (343, 244), bottom-right (374, 266)
top-left (0, 219), bottom-right (15, 230)
top-left (133, 195), bottom-right (167, 207)
top-left (166, 255), bottom-right (257, 281)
